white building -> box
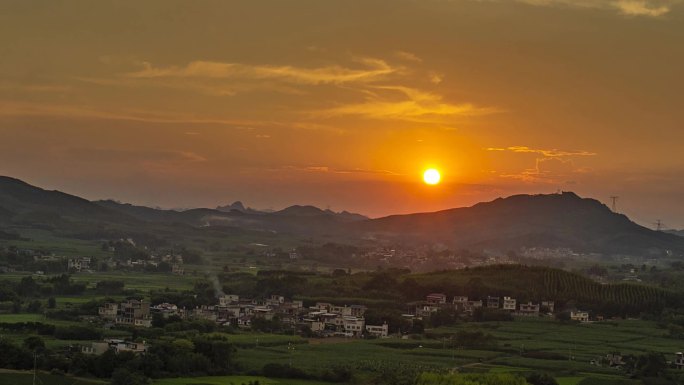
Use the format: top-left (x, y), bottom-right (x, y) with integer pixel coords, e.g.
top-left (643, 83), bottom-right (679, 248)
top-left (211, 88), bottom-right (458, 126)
top-left (68, 257), bottom-right (91, 272)
top-left (518, 302), bottom-right (540, 316)
top-left (502, 297), bottom-right (517, 311)
top-left (571, 310), bottom-right (590, 322)
top-left (365, 322), bottom-right (389, 337)
top-left (342, 316), bottom-right (365, 337)
top-left (676, 352), bottom-right (684, 369)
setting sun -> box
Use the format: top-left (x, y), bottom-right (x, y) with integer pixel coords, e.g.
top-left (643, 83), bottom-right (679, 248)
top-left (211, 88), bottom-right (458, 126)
top-left (423, 168), bottom-right (441, 185)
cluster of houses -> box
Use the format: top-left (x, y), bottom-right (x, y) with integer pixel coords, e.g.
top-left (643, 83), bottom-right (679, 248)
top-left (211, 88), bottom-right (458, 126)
top-left (415, 293), bottom-right (559, 318)
top-left (82, 338), bottom-right (147, 355)
top-left (119, 254), bottom-right (185, 274)
top-left (97, 295), bottom-right (389, 338)
top-left (31, 253), bottom-right (186, 275)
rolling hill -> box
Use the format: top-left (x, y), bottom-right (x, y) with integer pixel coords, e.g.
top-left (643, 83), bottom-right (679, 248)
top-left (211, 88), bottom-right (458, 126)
top-left (1, 176), bottom-right (683, 256)
top-left (358, 192), bottom-right (684, 255)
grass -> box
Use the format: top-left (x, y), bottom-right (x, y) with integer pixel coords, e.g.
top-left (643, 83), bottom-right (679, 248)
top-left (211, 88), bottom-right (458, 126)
top-left (0, 371), bottom-right (106, 385)
top-left (0, 313), bottom-right (44, 323)
top-left (152, 375), bottom-right (334, 385)
top-left (556, 377), bottom-right (585, 385)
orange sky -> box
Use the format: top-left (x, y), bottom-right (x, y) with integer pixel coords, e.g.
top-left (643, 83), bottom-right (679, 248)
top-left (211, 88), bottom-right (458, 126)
top-left (1, 1), bottom-right (683, 228)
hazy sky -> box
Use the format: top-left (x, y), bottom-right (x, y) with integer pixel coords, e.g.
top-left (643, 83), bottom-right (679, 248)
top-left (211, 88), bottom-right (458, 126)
top-left (1, 0), bottom-right (683, 228)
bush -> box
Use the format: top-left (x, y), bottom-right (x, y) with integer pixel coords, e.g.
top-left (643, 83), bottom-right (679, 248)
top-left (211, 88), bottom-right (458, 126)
top-left (526, 372), bottom-right (559, 385)
top-left (262, 363), bottom-right (310, 379)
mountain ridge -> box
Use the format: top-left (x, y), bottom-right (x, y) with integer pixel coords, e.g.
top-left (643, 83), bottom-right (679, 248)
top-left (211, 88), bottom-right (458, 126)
top-left (1, 176), bottom-right (682, 256)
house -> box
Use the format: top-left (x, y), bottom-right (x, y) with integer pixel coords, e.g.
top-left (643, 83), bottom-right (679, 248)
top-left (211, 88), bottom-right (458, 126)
top-left (570, 310), bottom-right (590, 322)
top-left (68, 257), bottom-right (91, 272)
top-left (100, 299), bottom-right (151, 327)
top-left (269, 295), bottom-right (285, 304)
top-left (330, 305), bottom-right (353, 316)
top-left (606, 352), bottom-right (625, 367)
top-left (98, 303), bottom-right (118, 320)
top-left (237, 315), bottom-right (252, 328)
top-left (486, 296), bottom-right (500, 309)
top-left (464, 300), bottom-right (483, 313)
top-left (350, 304), bottom-right (367, 317)
top-left (452, 296), bottom-right (468, 309)
top-left (302, 319), bottom-right (326, 333)
top-left (134, 318), bottom-right (152, 327)
top-left (366, 322), bottom-right (389, 338)
top-left (502, 297), bottom-right (517, 311)
top-left (342, 316), bottom-right (365, 337)
top-left (82, 339), bottom-right (147, 355)
top-left (117, 299), bottom-right (150, 324)
top-left (541, 301), bottom-right (555, 313)
top-left (518, 302), bottom-right (540, 316)
top-left (426, 293), bottom-right (447, 305)
top-left (171, 264), bottom-right (184, 275)
top-left (151, 303), bottom-right (181, 318)
top-left (416, 304), bottom-right (440, 317)
top-left (218, 294), bottom-right (239, 306)
top-left (675, 352), bottom-right (684, 369)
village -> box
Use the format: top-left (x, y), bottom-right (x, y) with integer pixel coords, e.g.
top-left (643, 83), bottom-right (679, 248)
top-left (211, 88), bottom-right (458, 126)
top-left (92, 292), bottom-right (594, 346)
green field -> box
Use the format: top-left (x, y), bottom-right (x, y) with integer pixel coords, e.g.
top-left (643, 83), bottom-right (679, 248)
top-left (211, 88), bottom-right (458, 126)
top-left (153, 375), bottom-right (334, 385)
top-left (0, 271), bottom-right (197, 292)
top-left (0, 371), bottom-right (105, 385)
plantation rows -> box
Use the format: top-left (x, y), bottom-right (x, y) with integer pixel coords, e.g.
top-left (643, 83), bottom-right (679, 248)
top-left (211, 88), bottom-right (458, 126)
top-left (541, 269), bottom-right (668, 310)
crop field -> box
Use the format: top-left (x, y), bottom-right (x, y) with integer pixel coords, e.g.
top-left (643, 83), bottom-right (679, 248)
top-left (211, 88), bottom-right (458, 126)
top-left (0, 271), bottom-right (198, 292)
top-left (226, 317), bottom-right (677, 384)
top-left (0, 310), bottom-right (671, 384)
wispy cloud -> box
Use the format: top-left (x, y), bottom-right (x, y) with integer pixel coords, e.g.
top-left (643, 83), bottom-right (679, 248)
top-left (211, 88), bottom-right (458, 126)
top-left (511, 0), bottom-right (678, 17)
top-left (65, 147), bottom-right (207, 164)
top-left (489, 146), bottom-right (596, 183)
top-left (283, 165), bottom-right (402, 176)
top-left (395, 50), bottom-right (423, 63)
top-left (316, 86), bottom-right (499, 122)
top-left (0, 100), bottom-right (303, 128)
top-left (486, 146), bottom-right (596, 157)
top-left (124, 57), bottom-right (401, 85)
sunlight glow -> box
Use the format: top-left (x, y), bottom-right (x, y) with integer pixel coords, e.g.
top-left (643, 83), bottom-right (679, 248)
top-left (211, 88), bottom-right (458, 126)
top-left (423, 168), bottom-right (441, 185)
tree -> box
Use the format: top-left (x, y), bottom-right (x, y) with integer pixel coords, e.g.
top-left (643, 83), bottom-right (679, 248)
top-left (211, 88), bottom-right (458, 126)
top-left (27, 300), bottom-right (42, 313)
top-left (526, 372), bottom-right (559, 385)
top-left (110, 368), bottom-right (149, 385)
top-left (23, 336), bottom-right (45, 352)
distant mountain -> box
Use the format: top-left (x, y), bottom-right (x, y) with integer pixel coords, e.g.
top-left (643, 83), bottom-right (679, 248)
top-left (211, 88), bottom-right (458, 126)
top-left (215, 201), bottom-right (367, 221)
top-left (216, 201), bottom-right (264, 214)
top-left (666, 230), bottom-right (684, 238)
top-left (0, 176), bottom-right (136, 228)
top-left (359, 192), bottom-right (684, 255)
top-left (1, 176), bottom-right (682, 257)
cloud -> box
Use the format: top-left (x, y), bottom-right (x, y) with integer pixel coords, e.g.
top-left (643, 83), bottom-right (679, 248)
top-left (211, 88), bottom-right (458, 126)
top-left (316, 86), bottom-right (499, 122)
top-left (65, 147), bottom-right (207, 164)
top-left (395, 51), bottom-right (423, 63)
top-left (0, 100), bottom-right (294, 128)
top-left (511, 0), bottom-right (678, 17)
top-left (486, 146), bottom-right (596, 157)
top-left (429, 71), bottom-right (444, 84)
top-left (0, 82), bottom-right (72, 93)
top-left (489, 146), bottom-right (596, 183)
top-left (284, 165), bottom-right (402, 176)
top-left (124, 57), bottom-right (400, 85)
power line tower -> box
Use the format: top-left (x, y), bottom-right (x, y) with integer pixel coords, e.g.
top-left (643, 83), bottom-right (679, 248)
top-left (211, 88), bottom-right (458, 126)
top-left (609, 196), bottom-right (619, 212)
top-left (655, 220), bottom-right (664, 231)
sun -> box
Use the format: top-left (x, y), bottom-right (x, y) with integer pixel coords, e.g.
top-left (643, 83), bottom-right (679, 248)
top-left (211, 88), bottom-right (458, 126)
top-left (423, 168), bottom-right (441, 185)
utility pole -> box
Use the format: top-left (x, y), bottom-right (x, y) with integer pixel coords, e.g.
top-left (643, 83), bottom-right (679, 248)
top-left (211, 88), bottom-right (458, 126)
top-left (655, 220), bottom-right (663, 231)
top-left (33, 352), bottom-right (36, 385)
top-left (609, 196), bottom-right (619, 212)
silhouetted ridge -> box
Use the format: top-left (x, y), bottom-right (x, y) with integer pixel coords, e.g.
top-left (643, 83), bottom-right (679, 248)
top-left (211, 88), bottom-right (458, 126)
top-left (360, 192), bottom-right (683, 255)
